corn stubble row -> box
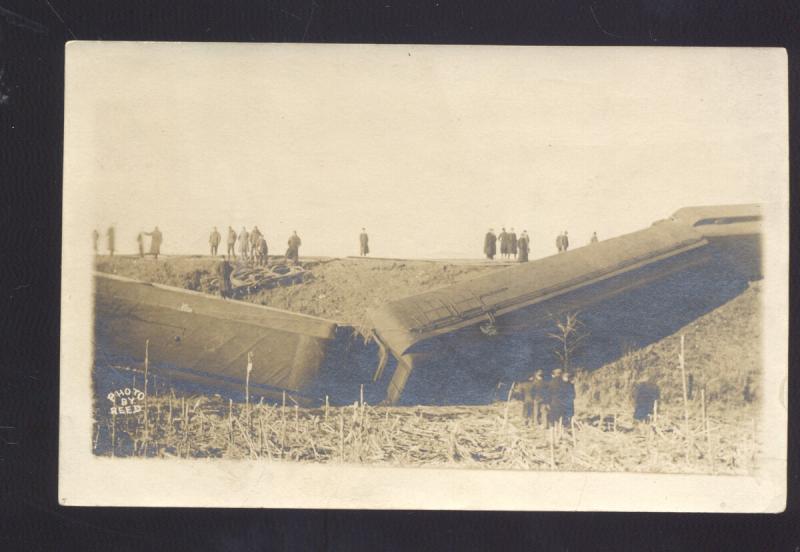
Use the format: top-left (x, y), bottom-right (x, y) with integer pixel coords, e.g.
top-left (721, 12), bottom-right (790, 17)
top-left (96, 394), bottom-right (757, 475)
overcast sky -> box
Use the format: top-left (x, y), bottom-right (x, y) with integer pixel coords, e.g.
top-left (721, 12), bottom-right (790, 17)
top-left (65, 44), bottom-right (787, 259)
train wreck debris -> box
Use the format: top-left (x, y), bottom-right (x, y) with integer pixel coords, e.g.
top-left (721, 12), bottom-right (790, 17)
top-left (93, 204), bottom-right (762, 407)
top-left (229, 264), bottom-right (310, 296)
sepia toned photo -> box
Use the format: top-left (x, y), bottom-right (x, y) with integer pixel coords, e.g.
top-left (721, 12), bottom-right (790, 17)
top-left (59, 43), bottom-right (788, 510)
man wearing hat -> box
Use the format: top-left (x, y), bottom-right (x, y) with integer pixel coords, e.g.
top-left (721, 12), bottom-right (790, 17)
top-left (209, 226), bottom-right (221, 257)
top-left (286, 230), bottom-right (302, 265)
top-left (530, 368), bottom-right (549, 426)
top-left (483, 228), bottom-right (497, 260)
top-left (226, 226), bottom-right (237, 259)
top-left (498, 227), bottom-right (510, 259)
top-left (143, 226), bottom-right (163, 260)
top-left (509, 228), bottom-right (518, 259)
top-left (517, 230), bottom-right (530, 262)
top-left (216, 258), bottom-right (233, 299)
top-left (516, 375), bottom-right (535, 426)
top-left (238, 226), bottom-right (250, 261)
top-left (547, 368), bottom-right (564, 427)
top-left (359, 228), bottom-right (370, 256)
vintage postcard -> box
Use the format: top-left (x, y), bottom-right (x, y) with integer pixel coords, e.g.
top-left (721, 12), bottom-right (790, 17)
top-left (59, 42), bottom-right (788, 510)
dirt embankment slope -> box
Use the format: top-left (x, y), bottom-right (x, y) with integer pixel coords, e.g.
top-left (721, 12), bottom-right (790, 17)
top-left (94, 255), bottom-right (508, 326)
top-left (576, 280), bottom-right (762, 416)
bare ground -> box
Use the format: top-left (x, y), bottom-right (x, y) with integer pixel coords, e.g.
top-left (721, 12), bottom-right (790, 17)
top-left (95, 255), bottom-right (507, 327)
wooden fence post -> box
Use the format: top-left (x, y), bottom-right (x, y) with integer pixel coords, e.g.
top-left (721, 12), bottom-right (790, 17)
top-left (679, 334), bottom-right (690, 463)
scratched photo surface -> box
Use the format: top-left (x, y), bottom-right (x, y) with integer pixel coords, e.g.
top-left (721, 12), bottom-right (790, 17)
top-left (60, 43), bottom-right (788, 510)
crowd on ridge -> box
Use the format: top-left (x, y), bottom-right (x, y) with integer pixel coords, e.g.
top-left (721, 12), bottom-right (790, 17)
top-left (483, 228), bottom-right (599, 262)
top-left (93, 225), bottom-right (600, 266)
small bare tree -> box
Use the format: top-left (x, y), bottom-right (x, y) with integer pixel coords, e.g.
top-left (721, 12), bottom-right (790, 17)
top-left (547, 311), bottom-right (589, 372)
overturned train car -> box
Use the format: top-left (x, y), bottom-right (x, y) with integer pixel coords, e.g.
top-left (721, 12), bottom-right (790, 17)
top-left (368, 204), bottom-right (762, 405)
top-left (94, 273), bottom-right (377, 404)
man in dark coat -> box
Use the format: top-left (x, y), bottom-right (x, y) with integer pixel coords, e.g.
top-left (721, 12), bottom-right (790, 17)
top-left (530, 368), bottom-right (549, 425)
top-left (144, 226), bottom-right (163, 259)
top-left (483, 229), bottom-right (497, 260)
top-left (547, 368), bottom-right (564, 427)
top-left (226, 226), bottom-right (237, 259)
top-left (250, 226), bottom-right (262, 258)
top-left (257, 237), bottom-right (269, 266)
top-left (562, 230), bottom-right (570, 252)
top-left (560, 371), bottom-right (576, 426)
top-left (498, 228), bottom-right (509, 259)
top-left (359, 228), bottom-right (369, 256)
top-left (286, 231), bottom-right (302, 265)
top-left (209, 227), bottom-right (221, 256)
top-left (517, 230), bottom-right (530, 262)
top-left (518, 369), bottom-right (548, 426)
top-left (216, 259), bottom-right (233, 299)
top-left (515, 378), bottom-right (534, 425)
top-left (510, 228), bottom-right (518, 259)
top-left (106, 225), bottom-right (115, 256)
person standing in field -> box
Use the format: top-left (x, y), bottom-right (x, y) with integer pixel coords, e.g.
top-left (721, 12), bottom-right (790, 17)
top-left (547, 368), bottom-right (564, 427)
top-left (106, 225), bottom-right (115, 257)
top-left (92, 229), bottom-right (99, 253)
top-left (216, 258), bottom-right (233, 299)
top-left (562, 230), bottom-right (570, 252)
top-left (226, 226), bottom-right (237, 259)
top-left (359, 228), bottom-right (369, 256)
top-left (143, 226), bottom-right (163, 260)
top-left (286, 230), bottom-right (302, 265)
top-left (516, 378), bottom-right (534, 425)
top-left (250, 226), bottom-right (262, 260)
top-left (531, 369), bottom-right (549, 426)
top-left (257, 236), bottom-right (269, 266)
top-left (556, 232), bottom-right (564, 253)
top-left (483, 228), bottom-right (497, 260)
top-left (498, 227), bottom-right (510, 259)
top-left (239, 226), bottom-right (249, 261)
top-left (136, 232), bottom-right (144, 258)
top-left (209, 227), bottom-right (221, 256)
top-left (510, 228), bottom-right (518, 259)
top-left (517, 230), bottom-right (530, 262)
top-left (590, 231), bottom-right (598, 244)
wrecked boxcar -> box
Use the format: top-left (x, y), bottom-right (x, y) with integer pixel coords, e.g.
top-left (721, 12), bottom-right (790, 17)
top-left (368, 204), bottom-right (762, 404)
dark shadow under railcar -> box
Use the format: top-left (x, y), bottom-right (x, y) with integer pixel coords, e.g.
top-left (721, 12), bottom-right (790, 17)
top-left (391, 244), bottom-right (758, 406)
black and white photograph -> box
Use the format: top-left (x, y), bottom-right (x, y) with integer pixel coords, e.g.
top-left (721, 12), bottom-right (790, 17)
top-left (58, 42), bottom-right (788, 510)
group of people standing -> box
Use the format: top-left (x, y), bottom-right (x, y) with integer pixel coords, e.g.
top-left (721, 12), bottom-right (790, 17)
top-left (210, 226), bottom-right (303, 266)
top-left (484, 228), bottom-right (530, 262)
top-left (92, 226), bottom-right (163, 259)
top-left (483, 228), bottom-right (602, 261)
top-left (516, 367), bottom-right (576, 428)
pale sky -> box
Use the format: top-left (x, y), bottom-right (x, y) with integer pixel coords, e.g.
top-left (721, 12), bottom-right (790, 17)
top-left (65, 43), bottom-right (787, 259)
